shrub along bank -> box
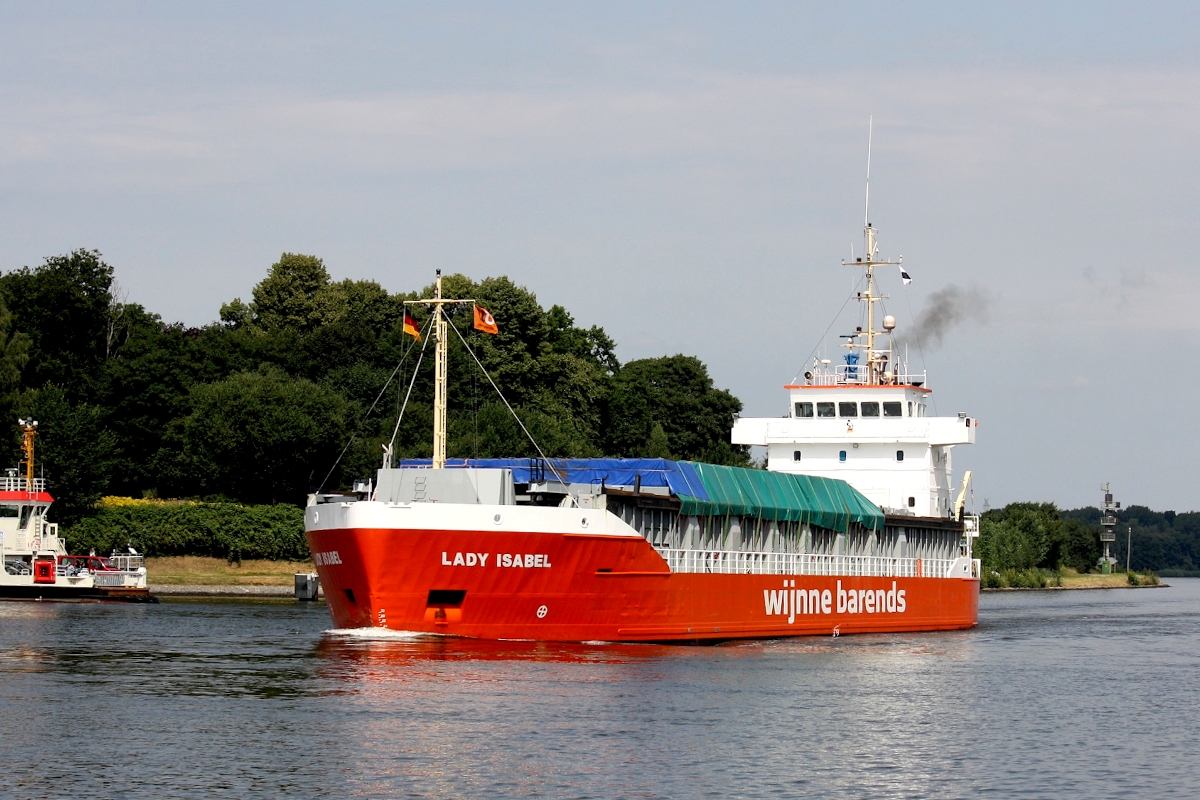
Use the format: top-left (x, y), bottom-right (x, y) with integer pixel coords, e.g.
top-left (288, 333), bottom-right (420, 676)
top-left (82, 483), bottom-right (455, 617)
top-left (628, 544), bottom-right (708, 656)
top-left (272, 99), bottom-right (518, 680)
top-left (61, 497), bottom-right (308, 562)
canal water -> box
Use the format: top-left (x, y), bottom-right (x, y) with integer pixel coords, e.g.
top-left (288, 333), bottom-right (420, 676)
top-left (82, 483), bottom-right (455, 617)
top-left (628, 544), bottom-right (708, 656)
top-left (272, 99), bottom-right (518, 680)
top-left (1, 580), bottom-right (1197, 799)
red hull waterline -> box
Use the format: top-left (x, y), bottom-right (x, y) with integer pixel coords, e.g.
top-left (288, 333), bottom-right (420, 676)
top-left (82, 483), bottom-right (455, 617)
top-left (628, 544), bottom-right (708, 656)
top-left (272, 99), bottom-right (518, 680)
top-left (306, 527), bottom-right (979, 643)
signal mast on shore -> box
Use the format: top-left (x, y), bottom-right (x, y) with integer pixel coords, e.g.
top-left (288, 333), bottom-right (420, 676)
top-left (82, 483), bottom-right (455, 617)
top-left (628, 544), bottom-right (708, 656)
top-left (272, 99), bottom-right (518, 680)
top-left (1099, 483), bottom-right (1120, 574)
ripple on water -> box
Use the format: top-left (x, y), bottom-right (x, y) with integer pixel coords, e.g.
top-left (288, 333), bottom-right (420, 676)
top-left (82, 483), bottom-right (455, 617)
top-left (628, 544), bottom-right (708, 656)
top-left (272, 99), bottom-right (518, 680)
top-left (0, 581), bottom-right (1196, 799)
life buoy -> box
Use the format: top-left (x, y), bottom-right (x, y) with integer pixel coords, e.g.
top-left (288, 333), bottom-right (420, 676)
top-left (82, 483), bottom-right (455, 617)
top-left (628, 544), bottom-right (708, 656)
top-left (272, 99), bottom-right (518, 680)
top-left (30, 538), bottom-right (40, 550)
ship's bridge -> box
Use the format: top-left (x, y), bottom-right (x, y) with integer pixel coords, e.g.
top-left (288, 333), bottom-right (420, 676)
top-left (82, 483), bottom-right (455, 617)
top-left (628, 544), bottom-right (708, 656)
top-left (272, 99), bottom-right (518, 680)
top-left (732, 382), bottom-right (976, 518)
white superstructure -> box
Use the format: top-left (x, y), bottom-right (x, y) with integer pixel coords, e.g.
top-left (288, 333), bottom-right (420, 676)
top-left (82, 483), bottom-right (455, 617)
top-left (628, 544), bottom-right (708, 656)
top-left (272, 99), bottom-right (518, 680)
top-left (732, 212), bottom-right (977, 518)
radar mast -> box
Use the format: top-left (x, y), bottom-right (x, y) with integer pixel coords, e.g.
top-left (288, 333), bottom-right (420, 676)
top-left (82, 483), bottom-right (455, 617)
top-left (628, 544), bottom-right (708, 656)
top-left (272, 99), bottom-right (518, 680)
top-left (840, 119), bottom-right (903, 386)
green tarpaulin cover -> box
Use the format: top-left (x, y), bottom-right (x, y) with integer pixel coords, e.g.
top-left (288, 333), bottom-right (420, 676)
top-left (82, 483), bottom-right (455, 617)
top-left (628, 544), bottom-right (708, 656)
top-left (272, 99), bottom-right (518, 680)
top-left (675, 462), bottom-right (884, 533)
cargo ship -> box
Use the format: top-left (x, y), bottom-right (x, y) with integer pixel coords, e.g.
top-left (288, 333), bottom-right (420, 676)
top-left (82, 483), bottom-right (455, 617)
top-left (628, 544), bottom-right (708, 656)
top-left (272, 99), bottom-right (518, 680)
top-left (1, 420), bottom-right (156, 602)
top-left (306, 204), bottom-right (981, 642)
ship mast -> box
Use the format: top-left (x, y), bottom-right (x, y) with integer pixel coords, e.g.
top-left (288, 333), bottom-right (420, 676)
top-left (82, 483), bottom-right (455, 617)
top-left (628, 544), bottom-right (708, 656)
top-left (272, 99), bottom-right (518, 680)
top-left (840, 121), bottom-right (901, 386)
top-left (432, 273), bottom-right (449, 469)
top-left (18, 418), bottom-right (37, 486)
top-left (404, 271), bottom-right (477, 470)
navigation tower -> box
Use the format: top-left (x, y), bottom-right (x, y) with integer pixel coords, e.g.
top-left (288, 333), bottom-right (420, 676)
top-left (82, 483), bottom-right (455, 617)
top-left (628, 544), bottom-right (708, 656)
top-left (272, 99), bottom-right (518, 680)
top-left (1099, 483), bottom-right (1119, 574)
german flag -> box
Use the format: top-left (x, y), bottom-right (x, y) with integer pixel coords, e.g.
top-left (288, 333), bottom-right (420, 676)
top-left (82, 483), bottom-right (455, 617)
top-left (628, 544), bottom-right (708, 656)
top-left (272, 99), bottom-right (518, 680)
top-left (403, 313), bottom-right (421, 341)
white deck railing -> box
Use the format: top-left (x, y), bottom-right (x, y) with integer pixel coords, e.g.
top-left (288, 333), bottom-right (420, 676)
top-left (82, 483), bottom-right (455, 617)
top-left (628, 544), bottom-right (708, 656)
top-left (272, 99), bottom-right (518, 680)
top-left (655, 548), bottom-right (961, 579)
top-left (806, 363), bottom-right (928, 387)
top-left (92, 571), bottom-right (147, 589)
top-left (0, 476), bottom-right (48, 493)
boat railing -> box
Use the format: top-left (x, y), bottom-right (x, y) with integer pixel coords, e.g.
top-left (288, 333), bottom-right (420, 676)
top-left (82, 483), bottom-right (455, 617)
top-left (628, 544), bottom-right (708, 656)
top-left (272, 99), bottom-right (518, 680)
top-left (93, 571), bottom-right (148, 589)
top-left (805, 364), bottom-right (928, 387)
top-left (0, 476), bottom-right (48, 494)
top-left (92, 571), bottom-right (121, 586)
top-left (110, 553), bottom-right (145, 571)
top-left (654, 548), bottom-right (959, 579)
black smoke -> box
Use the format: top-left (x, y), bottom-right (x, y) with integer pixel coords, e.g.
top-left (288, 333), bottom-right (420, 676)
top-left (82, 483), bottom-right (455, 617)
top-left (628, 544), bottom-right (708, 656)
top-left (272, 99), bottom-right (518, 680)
top-left (896, 284), bottom-right (987, 350)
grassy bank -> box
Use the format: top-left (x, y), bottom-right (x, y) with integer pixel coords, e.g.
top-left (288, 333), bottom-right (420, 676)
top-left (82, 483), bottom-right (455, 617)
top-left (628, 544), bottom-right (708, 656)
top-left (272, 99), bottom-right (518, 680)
top-left (983, 567), bottom-right (1161, 590)
top-left (1059, 573), bottom-right (1140, 589)
top-left (146, 556), bottom-right (315, 586)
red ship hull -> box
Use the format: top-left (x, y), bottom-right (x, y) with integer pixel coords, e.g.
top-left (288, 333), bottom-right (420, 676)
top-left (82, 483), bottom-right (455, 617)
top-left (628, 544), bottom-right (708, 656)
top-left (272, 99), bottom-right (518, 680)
top-left (307, 526), bottom-right (978, 642)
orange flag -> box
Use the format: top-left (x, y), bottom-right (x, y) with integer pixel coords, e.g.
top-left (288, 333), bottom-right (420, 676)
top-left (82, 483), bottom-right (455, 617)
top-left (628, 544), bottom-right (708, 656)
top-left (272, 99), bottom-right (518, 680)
top-left (403, 313), bottom-right (421, 341)
top-left (474, 305), bottom-right (498, 334)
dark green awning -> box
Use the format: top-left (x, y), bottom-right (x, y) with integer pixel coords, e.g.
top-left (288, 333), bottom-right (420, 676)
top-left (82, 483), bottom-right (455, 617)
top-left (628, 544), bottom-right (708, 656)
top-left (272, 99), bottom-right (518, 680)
top-left (675, 462), bottom-right (884, 533)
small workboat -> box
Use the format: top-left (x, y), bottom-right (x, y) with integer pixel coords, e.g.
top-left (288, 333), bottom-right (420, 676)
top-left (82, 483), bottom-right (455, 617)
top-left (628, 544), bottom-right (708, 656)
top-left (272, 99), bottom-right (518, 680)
top-left (0, 420), bottom-right (157, 603)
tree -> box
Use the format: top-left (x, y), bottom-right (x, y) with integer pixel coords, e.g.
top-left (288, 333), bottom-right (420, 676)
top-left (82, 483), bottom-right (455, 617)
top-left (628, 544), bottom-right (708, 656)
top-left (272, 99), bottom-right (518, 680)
top-left (977, 502), bottom-right (1061, 571)
top-left (244, 253), bottom-right (331, 332)
top-left (0, 247), bottom-right (758, 507)
top-left (313, 278), bottom-right (399, 330)
top-left (96, 308), bottom-right (205, 495)
top-left (155, 368), bottom-right (356, 504)
top-left (1057, 518), bottom-right (1101, 573)
top-left (605, 354), bottom-right (747, 464)
top-left (0, 300), bottom-right (30, 427)
top-left (0, 249), bottom-right (115, 399)
top-left (15, 386), bottom-right (117, 525)
top-left (545, 305), bottom-right (618, 374)
top-left (389, 274), bottom-right (620, 463)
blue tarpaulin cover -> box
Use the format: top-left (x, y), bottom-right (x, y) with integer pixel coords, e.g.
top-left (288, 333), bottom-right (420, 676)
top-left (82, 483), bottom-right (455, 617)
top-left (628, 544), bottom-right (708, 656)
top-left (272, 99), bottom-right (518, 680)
top-left (395, 458), bottom-right (882, 532)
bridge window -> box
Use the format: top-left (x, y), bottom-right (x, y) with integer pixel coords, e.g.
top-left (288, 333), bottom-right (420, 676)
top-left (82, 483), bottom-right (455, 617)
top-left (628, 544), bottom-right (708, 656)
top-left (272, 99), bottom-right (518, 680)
top-left (817, 402), bottom-right (835, 418)
top-left (908, 497), bottom-right (916, 508)
top-left (793, 451), bottom-right (802, 461)
top-left (794, 402), bottom-right (813, 418)
top-left (839, 402), bottom-right (857, 417)
top-left (861, 402), bottom-right (879, 417)
top-left (0, 505), bottom-right (18, 518)
top-left (896, 450), bottom-right (905, 461)
top-left (839, 450), bottom-right (847, 462)
top-left (883, 402), bottom-right (902, 417)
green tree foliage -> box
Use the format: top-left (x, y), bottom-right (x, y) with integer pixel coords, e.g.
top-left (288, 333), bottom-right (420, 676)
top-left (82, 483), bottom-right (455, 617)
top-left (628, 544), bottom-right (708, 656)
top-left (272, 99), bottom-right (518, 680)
top-left (97, 310), bottom-right (204, 495)
top-left (391, 274), bottom-right (619, 462)
top-left (247, 252), bottom-right (331, 331)
top-left (605, 354), bottom-right (748, 464)
top-left (1063, 505), bottom-right (1200, 573)
top-left (0, 251), bottom-right (751, 545)
top-left (977, 503), bottom-right (1056, 571)
top-left (155, 368), bottom-right (356, 504)
top-left (15, 386), bottom-right (117, 525)
top-left (979, 502), bottom-right (1103, 573)
top-left (1052, 518), bottom-right (1101, 573)
top-left (0, 249), bottom-right (114, 399)
top-left (0, 300), bottom-right (30, 424)
top-left (63, 502), bottom-right (308, 561)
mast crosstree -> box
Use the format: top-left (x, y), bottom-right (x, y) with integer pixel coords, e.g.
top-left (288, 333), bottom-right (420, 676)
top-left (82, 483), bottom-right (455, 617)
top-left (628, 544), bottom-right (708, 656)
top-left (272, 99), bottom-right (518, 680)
top-left (840, 222), bottom-right (902, 385)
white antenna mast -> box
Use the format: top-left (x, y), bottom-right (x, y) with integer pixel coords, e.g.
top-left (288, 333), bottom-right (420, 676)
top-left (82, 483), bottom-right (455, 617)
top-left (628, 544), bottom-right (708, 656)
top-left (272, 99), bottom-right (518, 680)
top-left (864, 115), bottom-right (873, 229)
top-left (841, 116), bottom-right (900, 386)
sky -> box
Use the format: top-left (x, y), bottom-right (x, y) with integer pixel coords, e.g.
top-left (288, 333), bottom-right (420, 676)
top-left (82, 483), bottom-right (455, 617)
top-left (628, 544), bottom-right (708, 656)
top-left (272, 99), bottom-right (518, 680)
top-left (2, 1), bottom-right (1198, 512)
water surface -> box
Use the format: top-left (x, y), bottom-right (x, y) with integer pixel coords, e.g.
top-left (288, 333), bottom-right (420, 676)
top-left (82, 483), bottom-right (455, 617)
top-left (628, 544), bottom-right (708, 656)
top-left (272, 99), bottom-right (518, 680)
top-left (1, 581), bottom-right (1196, 799)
